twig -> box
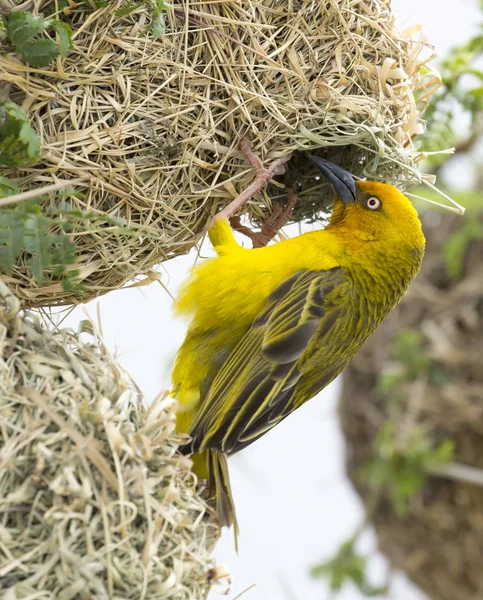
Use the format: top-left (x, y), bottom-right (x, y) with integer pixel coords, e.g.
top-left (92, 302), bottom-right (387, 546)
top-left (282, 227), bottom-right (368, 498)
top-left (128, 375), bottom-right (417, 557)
top-left (426, 462), bottom-right (483, 487)
top-left (232, 584), bottom-right (257, 600)
top-left (210, 139), bottom-right (292, 226)
top-left (0, 178), bottom-right (91, 207)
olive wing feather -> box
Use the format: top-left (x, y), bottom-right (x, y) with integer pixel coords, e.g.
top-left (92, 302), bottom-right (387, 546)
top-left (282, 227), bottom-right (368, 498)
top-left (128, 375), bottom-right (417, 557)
top-left (188, 267), bottom-right (349, 456)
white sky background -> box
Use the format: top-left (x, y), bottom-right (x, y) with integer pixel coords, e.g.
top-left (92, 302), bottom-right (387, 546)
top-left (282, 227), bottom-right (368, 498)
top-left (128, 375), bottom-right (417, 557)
top-left (59, 1), bottom-right (480, 599)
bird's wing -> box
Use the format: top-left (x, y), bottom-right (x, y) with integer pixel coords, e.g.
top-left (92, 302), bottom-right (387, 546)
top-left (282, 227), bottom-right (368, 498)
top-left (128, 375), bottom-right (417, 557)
top-left (188, 266), bottom-right (352, 456)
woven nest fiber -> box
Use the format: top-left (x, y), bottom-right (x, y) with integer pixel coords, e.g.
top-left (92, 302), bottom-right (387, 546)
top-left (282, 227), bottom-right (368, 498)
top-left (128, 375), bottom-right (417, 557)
top-left (0, 281), bottom-right (221, 599)
top-left (0, 0), bottom-right (438, 307)
top-left (338, 209), bottom-right (483, 600)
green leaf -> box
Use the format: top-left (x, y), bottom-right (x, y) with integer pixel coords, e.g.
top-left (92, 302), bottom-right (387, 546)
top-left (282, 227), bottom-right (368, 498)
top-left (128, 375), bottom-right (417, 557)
top-left (57, 186), bottom-right (85, 200)
top-left (115, 4), bottom-right (140, 17)
top-left (0, 102), bottom-right (27, 126)
top-left (0, 190), bottom-right (133, 292)
top-left (375, 369), bottom-right (405, 396)
top-left (152, 0), bottom-right (171, 38)
top-left (28, 254), bottom-right (45, 284)
top-left (5, 10), bottom-right (72, 67)
top-left (51, 233), bottom-right (77, 275)
top-left (311, 540), bottom-right (387, 597)
top-left (112, 0), bottom-right (171, 38)
top-left (0, 176), bottom-right (20, 198)
top-left (431, 439), bottom-right (456, 465)
top-left (152, 12), bottom-right (166, 38)
top-left (51, 20), bottom-right (73, 57)
top-left (419, 14), bottom-right (483, 156)
top-left (61, 270), bottom-right (84, 293)
top-left (391, 329), bottom-right (431, 380)
top-left (6, 12), bottom-right (50, 55)
top-left (362, 423), bottom-right (455, 516)
top-left (43, 0), bottom-right (68, 10)
top-left (0, 17), bottom-right (7, 43)
top-left (18, 121), bottom-right (42, 159)
top-left (20, 38), bottom-right (59, 67)
top-left (0, 100), bottom-right (41, 167)
top-left (0, 211), bottom-right (24, 274)
top-left (23, 213), bottom-right (53, 282)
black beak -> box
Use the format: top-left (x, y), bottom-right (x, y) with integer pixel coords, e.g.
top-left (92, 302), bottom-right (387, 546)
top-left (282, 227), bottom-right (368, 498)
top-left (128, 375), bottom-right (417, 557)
top-left (308, 156), bottom-right (357, 204)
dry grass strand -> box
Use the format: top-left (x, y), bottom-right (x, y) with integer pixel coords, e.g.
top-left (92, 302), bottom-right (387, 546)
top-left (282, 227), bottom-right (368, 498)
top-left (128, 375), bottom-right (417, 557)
top-left (0, 281), bottom-right (221, 599)
top-left (0, 0), bottom-right (438, 307)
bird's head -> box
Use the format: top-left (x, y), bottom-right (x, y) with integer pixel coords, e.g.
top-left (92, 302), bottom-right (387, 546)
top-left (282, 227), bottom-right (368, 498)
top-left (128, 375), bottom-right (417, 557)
top-left (309, 156), bottom-right (425, 251)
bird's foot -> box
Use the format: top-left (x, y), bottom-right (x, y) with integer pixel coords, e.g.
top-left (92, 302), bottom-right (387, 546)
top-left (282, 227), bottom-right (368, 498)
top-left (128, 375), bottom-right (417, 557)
top-left (230, 188), bottom-right (297, 248)
top-left (210, 138), bottom-right (292, 227)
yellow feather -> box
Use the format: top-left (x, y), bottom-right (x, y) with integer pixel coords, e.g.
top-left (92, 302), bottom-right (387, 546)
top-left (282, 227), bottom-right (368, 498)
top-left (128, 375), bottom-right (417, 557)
top-left (171, 180), bottom-right (426, 536)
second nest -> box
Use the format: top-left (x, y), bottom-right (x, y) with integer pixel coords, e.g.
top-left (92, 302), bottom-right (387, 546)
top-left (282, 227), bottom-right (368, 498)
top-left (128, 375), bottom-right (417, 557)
top-left (1, 0), bottom-right (437, 306)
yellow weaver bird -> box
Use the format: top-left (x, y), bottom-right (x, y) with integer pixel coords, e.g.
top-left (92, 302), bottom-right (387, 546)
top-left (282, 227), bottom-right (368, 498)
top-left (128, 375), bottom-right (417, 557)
top-left (171, 156), bottom-right (425, 538)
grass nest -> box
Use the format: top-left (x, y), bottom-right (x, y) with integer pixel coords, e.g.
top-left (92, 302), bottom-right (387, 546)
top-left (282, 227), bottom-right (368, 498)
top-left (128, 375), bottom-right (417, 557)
top-left (338, 207), bottom-right (483, 600)
top-left (0, 0), bottom-right (438, 307)
top-left (0, 281), bottom-right (222, 599)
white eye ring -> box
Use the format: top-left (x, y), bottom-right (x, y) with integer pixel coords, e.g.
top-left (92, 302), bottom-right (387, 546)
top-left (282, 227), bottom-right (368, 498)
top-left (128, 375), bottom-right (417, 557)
top-left (366, 196), bottom-right (381, 210)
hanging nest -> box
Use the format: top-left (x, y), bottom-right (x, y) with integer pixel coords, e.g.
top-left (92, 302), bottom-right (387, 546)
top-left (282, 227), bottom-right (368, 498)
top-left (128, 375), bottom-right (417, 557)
top-left (338, 207), bottom-right (483, 600)
top-left (0, 0), bottom-right (438, 307)
top-left (0, 281), bottom-right (222, 599)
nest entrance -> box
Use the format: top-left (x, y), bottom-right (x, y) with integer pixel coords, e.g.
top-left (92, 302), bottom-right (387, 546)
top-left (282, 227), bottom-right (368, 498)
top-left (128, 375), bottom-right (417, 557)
top-left (272, 144), bottom-right (385, 223)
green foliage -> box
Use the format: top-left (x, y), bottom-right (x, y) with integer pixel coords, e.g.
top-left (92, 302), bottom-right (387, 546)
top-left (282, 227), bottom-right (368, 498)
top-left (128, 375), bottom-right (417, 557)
top-left (363, 423), bottom-right (454, 516)
top-left (0, 188), bottom-right (82, 293)
top-left (43, 0), bottom-right (110, 18)
top-left (0, 180), bottom-right (132, 294)
top-left (392, 329), bottom-right (431, 379)
top-left (42, 0), bottom-right (170, 39)
top-left (411, 188), bottom-right (483, 279)
top-left (311, 540), bottom-right (387, 597)
top-left (5, 10), bottom-right (73, 67)
top-left (419, 11), bottom-right (483, 166)
top-left (311, 418), bottom-right (454, 597)
top-left (151, 0), bottom-right (171, 38)
top-left (52, 19), bottom-right (73, 57)
top-left (368, 330), bottom-right (455, 515)
top-left (115, 0), bottom-right (170, 37)
top-left (53, 0), bottom-right (71, 10)
top-left (444, 214), bottom-right (483, 278)
top-left (0, 100), bottom-right (41, 168)
top-left (115, 4), bottom-right (140, 17)
top-left (0, 176), bottom-right (20, 197)
top-left (0, 17), bottom-right (6, 43)
top-left (376, 328), bottom-right (451, 397)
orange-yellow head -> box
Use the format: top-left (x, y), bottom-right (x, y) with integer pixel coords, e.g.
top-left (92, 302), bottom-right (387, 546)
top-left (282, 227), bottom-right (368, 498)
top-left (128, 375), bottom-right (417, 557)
top-left (309, 156), bottom-right (425, 256)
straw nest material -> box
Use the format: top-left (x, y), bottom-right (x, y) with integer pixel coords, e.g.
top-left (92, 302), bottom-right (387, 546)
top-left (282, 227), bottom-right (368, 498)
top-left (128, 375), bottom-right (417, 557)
top-left (0, 281), bottom-right (222, 599)
top-left (338, 208), bottom-right (483, 600)
top-left (0, 0), bottom-right (438, 307)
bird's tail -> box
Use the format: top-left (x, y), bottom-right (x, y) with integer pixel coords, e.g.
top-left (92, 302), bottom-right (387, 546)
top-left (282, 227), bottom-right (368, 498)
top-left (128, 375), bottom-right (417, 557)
top-left (192, 449), bottom-right (239, 549)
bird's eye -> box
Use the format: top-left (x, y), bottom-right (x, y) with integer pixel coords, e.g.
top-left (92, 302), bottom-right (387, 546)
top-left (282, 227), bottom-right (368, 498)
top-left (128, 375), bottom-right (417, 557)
top-left (365, 196), bottom-right (381, 210)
